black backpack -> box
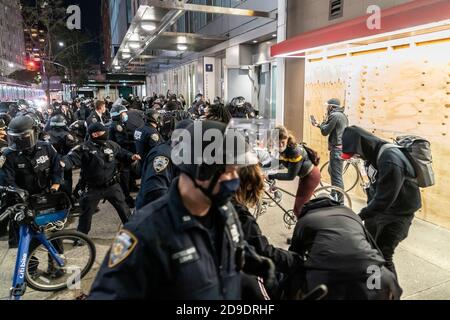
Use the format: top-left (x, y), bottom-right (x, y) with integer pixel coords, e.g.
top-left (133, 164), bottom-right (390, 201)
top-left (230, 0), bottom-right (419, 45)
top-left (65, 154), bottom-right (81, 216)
top-left (377, 135), bottom-right (435, 188)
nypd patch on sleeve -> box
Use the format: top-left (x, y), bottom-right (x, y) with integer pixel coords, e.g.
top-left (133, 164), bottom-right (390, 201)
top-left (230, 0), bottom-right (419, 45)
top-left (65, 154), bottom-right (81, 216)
top-left (108, 229), bottom-right (138, 268)
top-left (151, 133), bottom-right (160, 142)
top-left (153, 156), bottom-right (169, 173)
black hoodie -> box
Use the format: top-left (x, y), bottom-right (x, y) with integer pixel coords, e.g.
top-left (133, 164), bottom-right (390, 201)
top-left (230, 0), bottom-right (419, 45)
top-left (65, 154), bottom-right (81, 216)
top-left (342, 126), bottom-right (421, 220)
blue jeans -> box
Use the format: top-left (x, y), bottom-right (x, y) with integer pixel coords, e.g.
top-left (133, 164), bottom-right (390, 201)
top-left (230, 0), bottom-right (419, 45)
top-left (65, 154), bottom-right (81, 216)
top-left (328, 149), bottom-right (344, 203)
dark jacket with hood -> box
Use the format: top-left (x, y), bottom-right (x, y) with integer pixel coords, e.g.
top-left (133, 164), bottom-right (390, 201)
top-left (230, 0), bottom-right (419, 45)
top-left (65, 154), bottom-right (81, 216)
top-left (342, 126), bottom-right (421, 220)
top-left (319, 107), bottom-right (348, 149)
top-left (232, 199), bottom-right (302, 275)
top-left (288, 197), bottom-right (402, 300)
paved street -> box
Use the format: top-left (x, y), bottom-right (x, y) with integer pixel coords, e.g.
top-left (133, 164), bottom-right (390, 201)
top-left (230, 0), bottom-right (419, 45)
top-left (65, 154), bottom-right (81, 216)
top-left (1, 178), bottom-right (449, 300)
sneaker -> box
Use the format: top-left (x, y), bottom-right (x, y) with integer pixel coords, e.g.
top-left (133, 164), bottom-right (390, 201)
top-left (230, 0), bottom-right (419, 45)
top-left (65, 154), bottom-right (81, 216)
top-left (72, 239), bottom-right (86, 247)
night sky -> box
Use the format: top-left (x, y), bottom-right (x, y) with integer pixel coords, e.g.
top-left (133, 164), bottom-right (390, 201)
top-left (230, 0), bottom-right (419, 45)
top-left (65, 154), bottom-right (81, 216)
top-left (65, 0), bottom-right (102, 63)
top-left (21, 0), bottom-right (103, 63)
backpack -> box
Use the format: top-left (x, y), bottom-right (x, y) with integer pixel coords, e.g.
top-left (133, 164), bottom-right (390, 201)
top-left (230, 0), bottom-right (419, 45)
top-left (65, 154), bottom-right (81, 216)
top-left (377, 135), bottom-right (435, 188)
top-left (301, 143), bottom-right (321, 166)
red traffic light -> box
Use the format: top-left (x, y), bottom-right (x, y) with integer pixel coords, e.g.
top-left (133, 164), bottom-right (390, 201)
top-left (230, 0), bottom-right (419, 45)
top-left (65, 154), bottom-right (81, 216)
top-left (25, 58), bottom-right (40, 71)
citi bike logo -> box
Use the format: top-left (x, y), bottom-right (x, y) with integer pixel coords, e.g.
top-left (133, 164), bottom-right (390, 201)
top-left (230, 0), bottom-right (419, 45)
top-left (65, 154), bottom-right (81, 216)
top-left (18, 253), bottom-right (27, 279)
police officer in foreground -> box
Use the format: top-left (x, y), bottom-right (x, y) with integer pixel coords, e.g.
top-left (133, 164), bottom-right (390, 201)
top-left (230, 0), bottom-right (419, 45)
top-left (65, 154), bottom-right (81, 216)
top-left (89, 120), bottom-right (275, 299)
top-left (60, 123), bottom-right (141, 236)
top-left (0, 115), bottom-right (62, 246)
top-left (46, 115), bottom-right (77, 204)
top-left (134, 109), bottom-right (162, 161)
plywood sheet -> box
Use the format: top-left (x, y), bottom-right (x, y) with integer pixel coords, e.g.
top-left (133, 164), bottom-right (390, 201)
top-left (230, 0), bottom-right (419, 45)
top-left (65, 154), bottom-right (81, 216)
top-left (303, 44), bottom-right (450, 229)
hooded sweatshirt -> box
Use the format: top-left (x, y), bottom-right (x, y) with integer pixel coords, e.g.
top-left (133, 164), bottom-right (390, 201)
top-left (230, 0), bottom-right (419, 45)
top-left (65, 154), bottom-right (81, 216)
top-left (342, 126), bottom-right (421, 220)
top-left (319, 107), bottom-right (348, 149)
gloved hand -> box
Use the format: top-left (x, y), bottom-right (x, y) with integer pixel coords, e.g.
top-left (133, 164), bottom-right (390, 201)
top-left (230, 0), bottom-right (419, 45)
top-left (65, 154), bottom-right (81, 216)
top-left (243, 249), bottom-right (276, 290)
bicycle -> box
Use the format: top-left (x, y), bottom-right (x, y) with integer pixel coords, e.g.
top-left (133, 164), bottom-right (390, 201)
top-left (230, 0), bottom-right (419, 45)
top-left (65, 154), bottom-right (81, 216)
top-left (319, 157), bottom-right (369, 193)
top-left (0, 186), bottom-right (96, 300)
top-left (254, 179), bottom-right (352, 229)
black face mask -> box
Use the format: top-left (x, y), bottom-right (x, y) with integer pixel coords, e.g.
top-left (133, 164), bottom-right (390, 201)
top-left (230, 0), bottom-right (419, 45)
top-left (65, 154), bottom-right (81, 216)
top-left (91, 133), bottom-right (108, 144)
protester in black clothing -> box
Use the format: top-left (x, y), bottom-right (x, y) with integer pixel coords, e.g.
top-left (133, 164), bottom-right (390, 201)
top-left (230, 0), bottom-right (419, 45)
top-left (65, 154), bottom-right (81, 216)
top-left (342, 126), bottom-right (421, 278)
top-left (233, 164), bottom-right (303, 299)
top-left (288, 197), bottom-right (402, 300)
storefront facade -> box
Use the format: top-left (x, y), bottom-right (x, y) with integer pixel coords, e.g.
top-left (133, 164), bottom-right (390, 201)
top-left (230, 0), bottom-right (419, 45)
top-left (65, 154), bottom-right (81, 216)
top-left (273, 0), bottom-right (450, 228)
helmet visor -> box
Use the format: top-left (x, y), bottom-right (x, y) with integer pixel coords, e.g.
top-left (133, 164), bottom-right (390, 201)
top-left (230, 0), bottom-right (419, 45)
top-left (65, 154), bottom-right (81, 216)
top-left (7, 129), bottom-right (37, 151)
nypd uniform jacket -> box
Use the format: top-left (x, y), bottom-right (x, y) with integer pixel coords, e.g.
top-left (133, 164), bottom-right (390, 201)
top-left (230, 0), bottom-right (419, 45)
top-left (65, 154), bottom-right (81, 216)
top-left (135, 141), bottom-right (177, 210)
top-left (0, 141), bottom-right (62, 195)
top-left (46, 128), bottom-right (77, 155)
top-left (109, 121), bottom-right (135, 152)
top-left (133, 125), bottom-right (162, 160)
top-left (62, 140), bottom-right (134, 188)
top-left (86, 111), bottom-right (108, 127)
top-left (89, 178), bottom-right (244, 300)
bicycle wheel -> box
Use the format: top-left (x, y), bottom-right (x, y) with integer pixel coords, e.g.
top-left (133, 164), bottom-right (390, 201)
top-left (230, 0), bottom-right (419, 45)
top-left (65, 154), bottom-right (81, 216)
top-left (283, 210), bottom-right (297, 227)
top-left (319, 161), bottom-right (360, 193)
top-left (25, 230), bottom-right (96, 292)
top-left (313, 186), bottom-right (352, 209)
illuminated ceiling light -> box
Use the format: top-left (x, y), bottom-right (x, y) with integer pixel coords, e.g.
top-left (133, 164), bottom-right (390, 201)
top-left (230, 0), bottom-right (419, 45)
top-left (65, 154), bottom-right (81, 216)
top-left (114, 65), bottom-right (121, 70)
top-left (8, 63), bottom-right (14, 68)
top-left (272, 34), bottom-right (277, 37)
top-left (128, 41), bottom-right (141, 49)
top-left (122, 53), bottom-right (131, 59)
top-left (177, 44), bottom-right (188, 51)
top-left (141, 21), bottom-right (156, 32)
top-left (177, 36), bottom-right (187, 44)
top-left (253, 40), bottom-right (258, 43)
top-left (128, 33), bottom-right (140, 41)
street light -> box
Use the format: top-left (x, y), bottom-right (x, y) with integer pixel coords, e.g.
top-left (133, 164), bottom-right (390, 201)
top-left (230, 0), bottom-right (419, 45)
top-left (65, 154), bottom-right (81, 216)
top-left (58, 41), bottom-right (64, 47)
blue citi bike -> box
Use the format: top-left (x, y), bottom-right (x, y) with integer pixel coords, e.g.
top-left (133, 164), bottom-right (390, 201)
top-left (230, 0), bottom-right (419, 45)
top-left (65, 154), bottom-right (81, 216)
top-left (0, 186), bottom-right (96, 300)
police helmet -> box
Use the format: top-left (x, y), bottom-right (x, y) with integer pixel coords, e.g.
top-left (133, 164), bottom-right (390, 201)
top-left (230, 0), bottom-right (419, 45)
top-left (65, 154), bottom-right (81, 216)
top-left (69, 120), bottom-right (86, 138)
top-left (110, 104), bottom-right (128, 118)
top-left (144, 109), bottom-right (162, 125)
top-left (231, 96), bottom-right (246, 108)
top-left (50, 114), bottom-right (67, 128)
top-left (7, 115), bottom-right (39, 151)
top-left (173, 120), bottom-right (258, 183)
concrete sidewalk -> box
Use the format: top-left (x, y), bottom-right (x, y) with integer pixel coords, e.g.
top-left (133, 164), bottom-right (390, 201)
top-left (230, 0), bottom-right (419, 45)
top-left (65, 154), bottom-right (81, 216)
top-left (0, 179), bottom-right (449, 300)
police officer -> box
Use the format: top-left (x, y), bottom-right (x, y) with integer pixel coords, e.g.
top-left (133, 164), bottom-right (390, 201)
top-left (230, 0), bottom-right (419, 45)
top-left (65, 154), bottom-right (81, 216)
top-left (0, 115), bottom-right (62, 246)
top-left (228, 97), bottom-right (256, 119)
top-left (89, 120), bottom-right (275, 300)
top-left (86, 100), bottom-right (109, 127)
top-left (134, 109), bottom-right (163, 161)
top-left (46, 114), bottom-right (78, 204)
top-left (135, 118), bottom-right (192, 210)
top-left (109, 104), bottom-right (135, 208)
top-left (60, 123), bottom-right (141, 235)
